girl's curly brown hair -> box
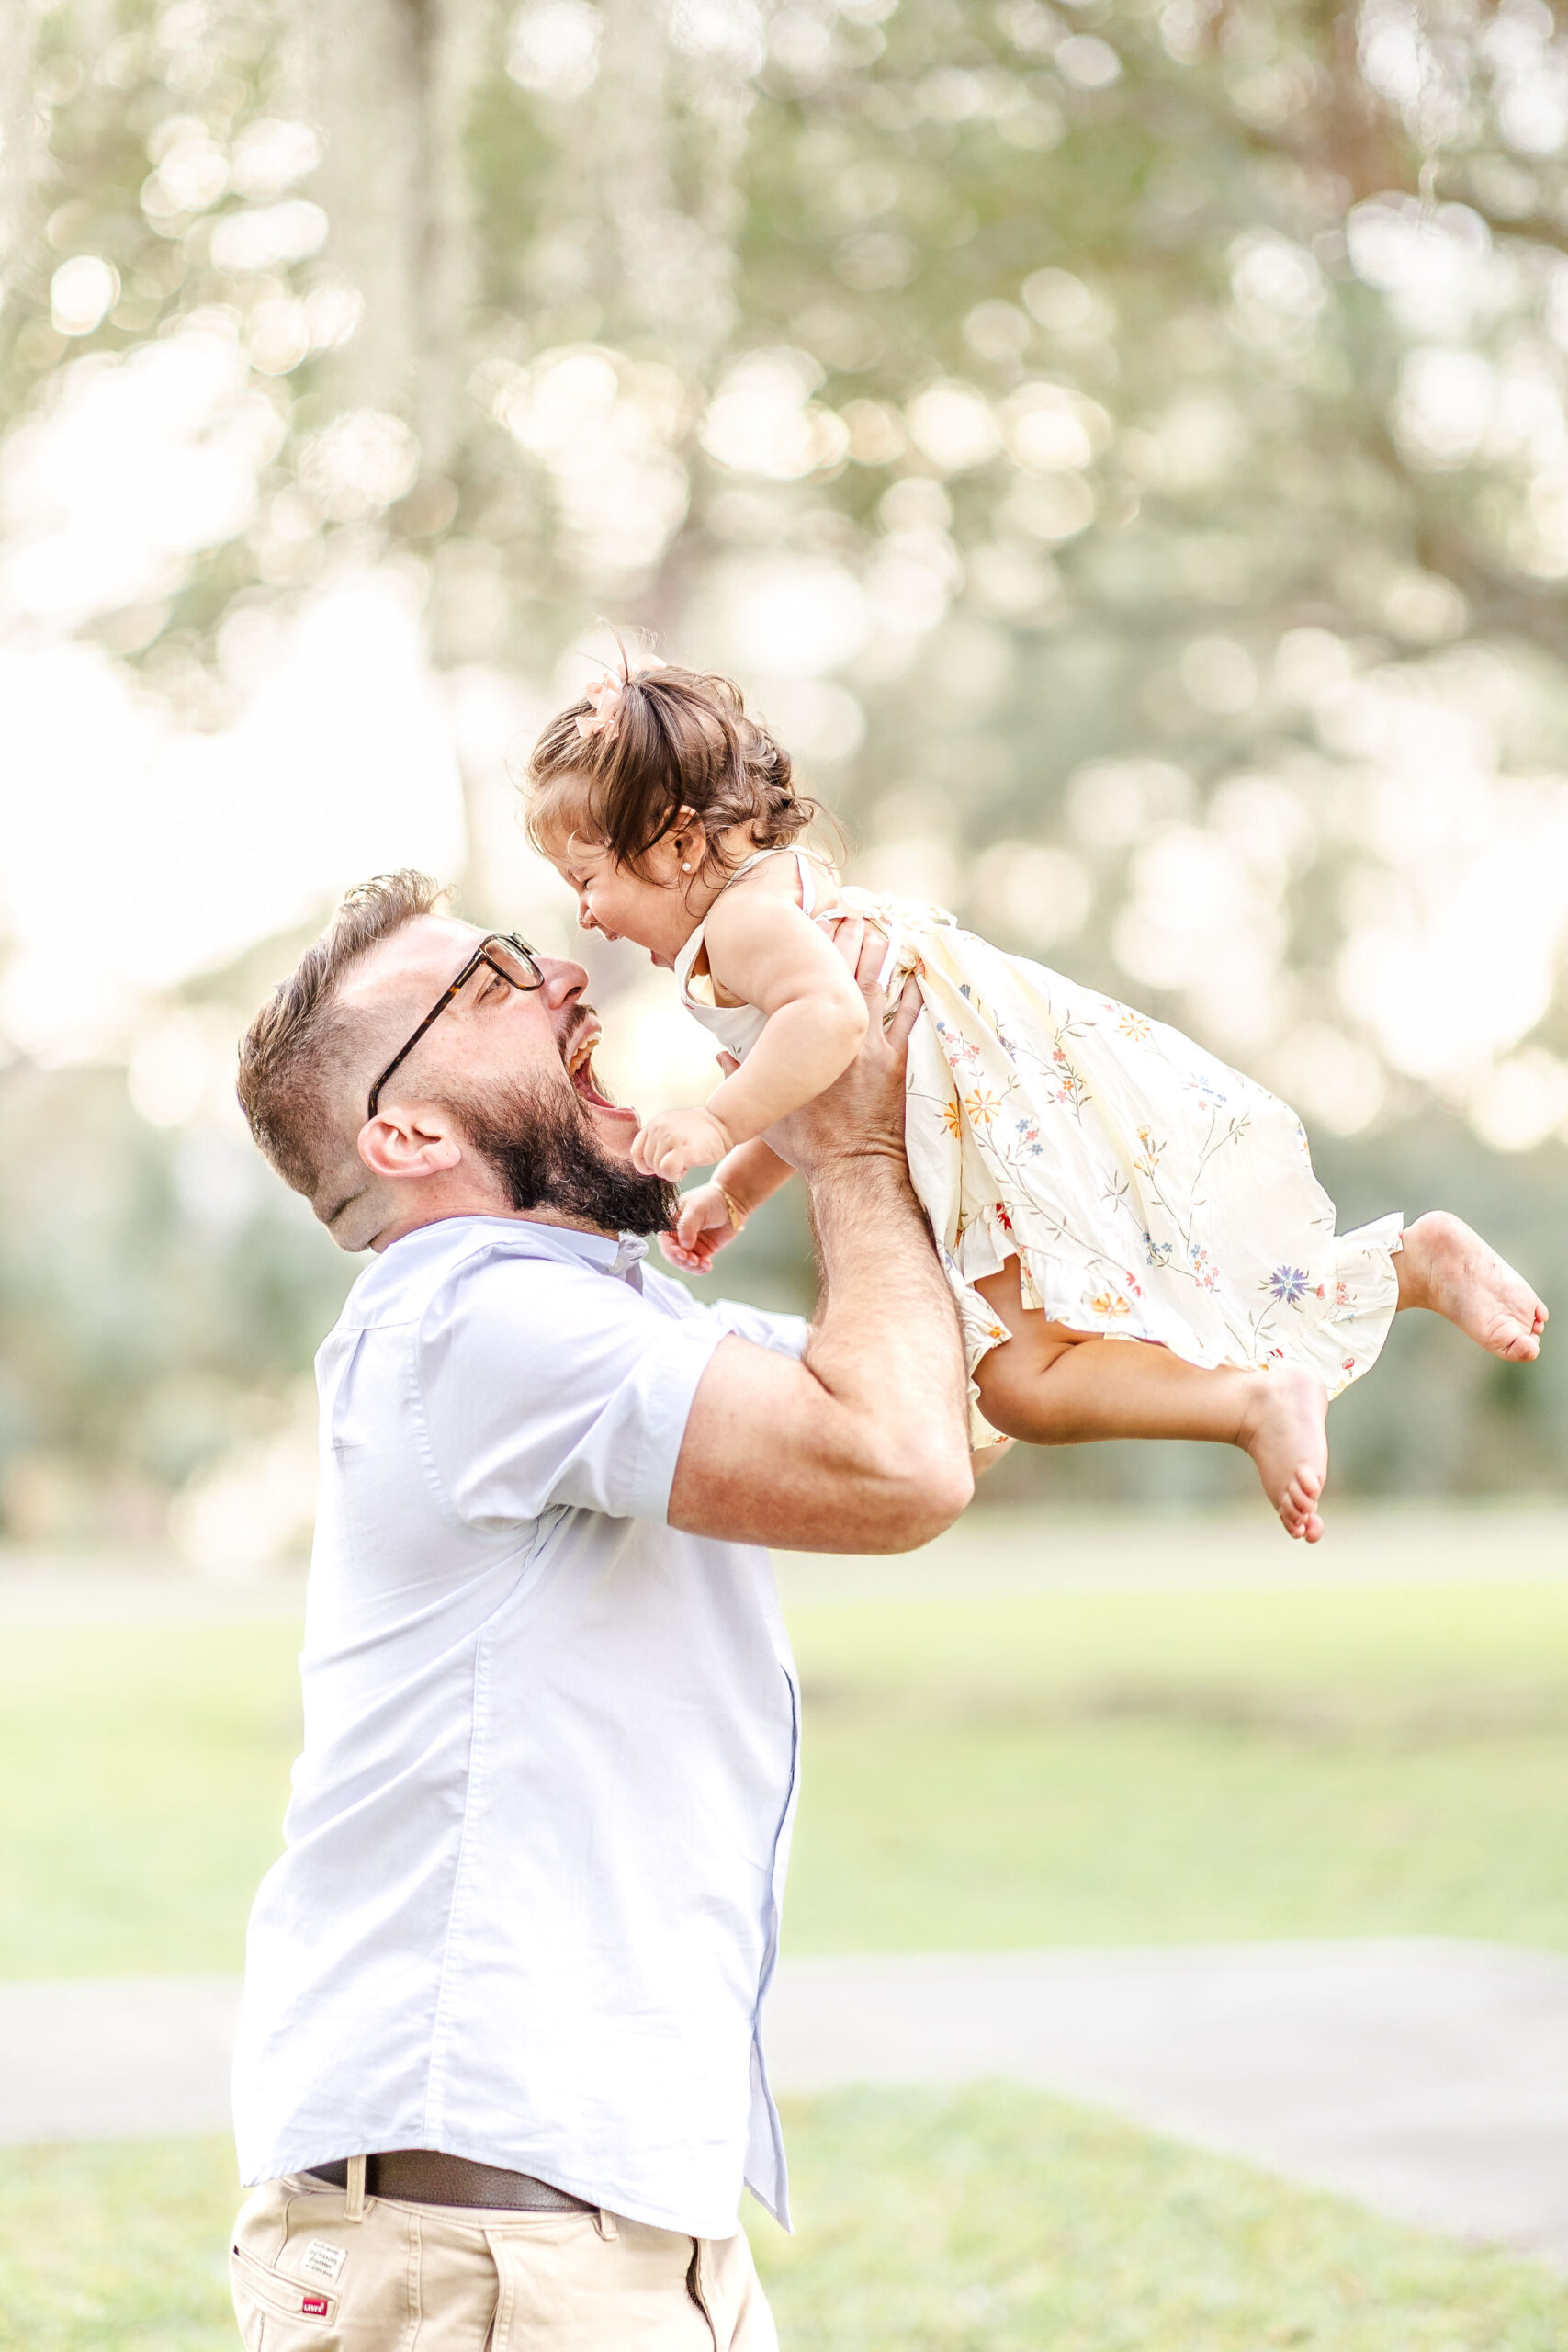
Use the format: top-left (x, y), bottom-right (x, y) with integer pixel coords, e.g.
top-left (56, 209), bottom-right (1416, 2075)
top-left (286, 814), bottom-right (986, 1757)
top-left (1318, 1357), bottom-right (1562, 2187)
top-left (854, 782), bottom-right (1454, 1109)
top-left (525, 659), bottom-right (817, 882)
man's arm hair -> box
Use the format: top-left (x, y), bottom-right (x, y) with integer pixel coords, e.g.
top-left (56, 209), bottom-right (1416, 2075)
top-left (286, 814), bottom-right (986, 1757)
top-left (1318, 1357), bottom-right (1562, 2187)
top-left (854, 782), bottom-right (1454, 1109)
top-left (668, 932), bottom-right (974, 1554)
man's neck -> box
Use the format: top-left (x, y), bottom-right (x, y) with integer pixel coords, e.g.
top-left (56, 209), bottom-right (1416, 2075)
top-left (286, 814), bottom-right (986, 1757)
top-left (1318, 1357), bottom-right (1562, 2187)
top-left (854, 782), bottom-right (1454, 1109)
top-left (370, 1192), bottom-right (617, 1253)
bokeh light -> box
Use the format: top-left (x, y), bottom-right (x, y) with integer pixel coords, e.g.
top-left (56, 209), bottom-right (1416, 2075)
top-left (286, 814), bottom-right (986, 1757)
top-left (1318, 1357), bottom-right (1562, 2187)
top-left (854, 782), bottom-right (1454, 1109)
top-left (7, 0), bottom-right (1568, 1538)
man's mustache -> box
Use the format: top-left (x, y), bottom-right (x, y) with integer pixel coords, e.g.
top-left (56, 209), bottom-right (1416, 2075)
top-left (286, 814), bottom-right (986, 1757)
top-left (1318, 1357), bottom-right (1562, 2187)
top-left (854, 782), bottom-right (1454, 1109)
top-left (559, 1006), bottom-right (597, 1065)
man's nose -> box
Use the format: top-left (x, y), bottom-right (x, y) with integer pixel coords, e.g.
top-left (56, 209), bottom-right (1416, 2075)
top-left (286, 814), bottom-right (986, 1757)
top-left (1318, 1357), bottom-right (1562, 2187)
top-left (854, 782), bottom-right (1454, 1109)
top-left (536, 956), bottom-right (589, 1007)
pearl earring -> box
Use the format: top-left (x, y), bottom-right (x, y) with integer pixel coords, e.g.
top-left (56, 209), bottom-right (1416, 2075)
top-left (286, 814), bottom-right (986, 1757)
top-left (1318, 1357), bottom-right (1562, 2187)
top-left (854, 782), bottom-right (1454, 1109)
top-left (681, 861), bottom-right (692, 871)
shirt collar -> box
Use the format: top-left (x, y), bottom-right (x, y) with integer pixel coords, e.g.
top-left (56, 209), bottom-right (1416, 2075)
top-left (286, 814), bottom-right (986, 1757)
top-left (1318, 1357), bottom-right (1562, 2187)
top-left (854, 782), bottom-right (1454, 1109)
top-left (383, 1215), bottom-right (649, 1285)
top-left (561, 1226), bottom-right (649, 1287)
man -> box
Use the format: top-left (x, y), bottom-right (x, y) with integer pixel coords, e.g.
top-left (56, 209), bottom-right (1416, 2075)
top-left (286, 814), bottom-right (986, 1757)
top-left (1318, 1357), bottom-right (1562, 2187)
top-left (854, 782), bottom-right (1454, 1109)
top-left (229, 870), bottom-right (972, 2348)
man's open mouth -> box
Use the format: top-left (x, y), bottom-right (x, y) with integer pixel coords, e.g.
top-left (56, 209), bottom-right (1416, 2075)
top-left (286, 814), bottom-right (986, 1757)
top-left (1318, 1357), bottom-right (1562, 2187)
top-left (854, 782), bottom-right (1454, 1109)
top-left (564, 1023), bottom-right (618, 1113)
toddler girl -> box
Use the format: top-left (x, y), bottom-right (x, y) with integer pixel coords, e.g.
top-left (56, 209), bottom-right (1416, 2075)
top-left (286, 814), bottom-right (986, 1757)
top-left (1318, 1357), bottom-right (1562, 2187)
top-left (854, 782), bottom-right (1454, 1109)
top-left (526, 661), bottom-right (1546, 1541)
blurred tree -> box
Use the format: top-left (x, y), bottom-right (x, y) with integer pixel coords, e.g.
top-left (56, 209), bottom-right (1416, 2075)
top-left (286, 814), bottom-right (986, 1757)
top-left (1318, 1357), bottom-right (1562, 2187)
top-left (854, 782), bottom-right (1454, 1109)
top-left (0, 923), bottom-right (353, 1541)
top-left (8, 2), bottom-right (1568, 1084)
top-left (5, 0), bottom-right (1568, 1522)
top-left (0, 1056), bottom-right (351, 1542)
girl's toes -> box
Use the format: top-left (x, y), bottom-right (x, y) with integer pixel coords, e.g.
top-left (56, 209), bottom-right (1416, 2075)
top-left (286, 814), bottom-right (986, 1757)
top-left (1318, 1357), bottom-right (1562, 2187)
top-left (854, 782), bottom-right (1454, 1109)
top-left (1280, 1467), bottom-right (1325, 1541)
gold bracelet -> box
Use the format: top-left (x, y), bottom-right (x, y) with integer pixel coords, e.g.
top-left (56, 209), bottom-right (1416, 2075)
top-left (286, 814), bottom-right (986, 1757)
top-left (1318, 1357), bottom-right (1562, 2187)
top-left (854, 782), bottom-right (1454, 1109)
top-left (718, 1185), bottom-right (750, 1234)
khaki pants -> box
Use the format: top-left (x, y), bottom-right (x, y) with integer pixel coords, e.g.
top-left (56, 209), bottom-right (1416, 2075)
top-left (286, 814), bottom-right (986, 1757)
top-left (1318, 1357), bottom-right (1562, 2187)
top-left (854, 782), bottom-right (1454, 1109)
top-left (231, 2171), bottom-right (778, 2350)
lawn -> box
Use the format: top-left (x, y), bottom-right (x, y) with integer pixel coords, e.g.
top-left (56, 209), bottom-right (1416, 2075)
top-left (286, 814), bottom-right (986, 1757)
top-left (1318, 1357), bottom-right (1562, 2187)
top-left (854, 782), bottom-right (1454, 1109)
top-left (9, 2090), bottom-right (1568, 2352)
top-left (0, 1622), bottom-right (300, 1979)
top-left (7, 1515), bottom-right (1568, 2345)
top-left (5, 1524), bottom-right (1568, 1975)
top-left (783, 1556), bottom-right (1568, 1952)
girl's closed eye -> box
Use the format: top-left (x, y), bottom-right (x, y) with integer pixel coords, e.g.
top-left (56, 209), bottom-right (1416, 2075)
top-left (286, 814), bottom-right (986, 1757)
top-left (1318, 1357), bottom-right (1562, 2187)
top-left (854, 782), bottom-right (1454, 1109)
top-left (543, 833), bottom-right (702, 965)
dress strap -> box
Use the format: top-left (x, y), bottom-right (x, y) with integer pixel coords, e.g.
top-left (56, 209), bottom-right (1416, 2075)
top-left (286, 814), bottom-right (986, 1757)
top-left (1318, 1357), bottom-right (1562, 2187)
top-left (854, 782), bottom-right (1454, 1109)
top-left (719, 847), bottom-right (789, 890)
top-left (717, 844), bottom-right (830, 916)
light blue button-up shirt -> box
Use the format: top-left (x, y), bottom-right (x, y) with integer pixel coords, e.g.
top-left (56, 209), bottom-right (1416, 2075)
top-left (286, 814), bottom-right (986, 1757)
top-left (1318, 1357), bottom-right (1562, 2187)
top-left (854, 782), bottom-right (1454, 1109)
top-left (231, 1214), bottom-right (807, 2237)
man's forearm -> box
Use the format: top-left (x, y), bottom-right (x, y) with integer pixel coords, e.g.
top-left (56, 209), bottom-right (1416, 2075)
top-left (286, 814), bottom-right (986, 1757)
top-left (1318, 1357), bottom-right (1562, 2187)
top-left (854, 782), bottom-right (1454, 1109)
top-left (798, 1140), bottom-right (971, 1508)
top-left (667, 1148), bottom-right (973, 1554)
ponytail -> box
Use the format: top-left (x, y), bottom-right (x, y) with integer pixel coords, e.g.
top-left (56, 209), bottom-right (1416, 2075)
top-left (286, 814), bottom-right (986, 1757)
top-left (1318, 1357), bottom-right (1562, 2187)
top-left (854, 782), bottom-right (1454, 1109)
top-left (525, 658), bottom-right (818, 882)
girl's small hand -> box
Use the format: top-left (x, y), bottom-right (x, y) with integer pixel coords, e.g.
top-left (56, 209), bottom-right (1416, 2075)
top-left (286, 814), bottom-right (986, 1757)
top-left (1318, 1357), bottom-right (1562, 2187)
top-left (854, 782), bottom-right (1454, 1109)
top-left (659, 1181), bottom-right (741, 1275)
top-left (631, 1105), bottom-right (733, 1182)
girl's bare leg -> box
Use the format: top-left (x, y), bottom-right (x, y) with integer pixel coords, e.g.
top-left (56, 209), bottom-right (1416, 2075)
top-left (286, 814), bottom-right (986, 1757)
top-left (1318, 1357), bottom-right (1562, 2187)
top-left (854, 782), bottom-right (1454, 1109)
top-left (1394, 1212), bottom-right (1547, 1357)
top-left (972, 1260), bottom-right (1330, 1543)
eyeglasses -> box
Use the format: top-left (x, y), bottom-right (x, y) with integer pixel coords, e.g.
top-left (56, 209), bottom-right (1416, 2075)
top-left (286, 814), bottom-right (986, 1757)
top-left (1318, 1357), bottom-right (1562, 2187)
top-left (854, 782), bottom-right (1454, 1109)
top-left (366, 933), bottom-right (545, 1122)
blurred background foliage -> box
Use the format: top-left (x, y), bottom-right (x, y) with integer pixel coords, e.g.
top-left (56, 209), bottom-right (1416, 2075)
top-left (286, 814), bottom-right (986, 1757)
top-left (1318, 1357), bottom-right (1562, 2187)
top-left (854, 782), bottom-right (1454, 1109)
top-left (4, 0), bottom-right (1568, 1549)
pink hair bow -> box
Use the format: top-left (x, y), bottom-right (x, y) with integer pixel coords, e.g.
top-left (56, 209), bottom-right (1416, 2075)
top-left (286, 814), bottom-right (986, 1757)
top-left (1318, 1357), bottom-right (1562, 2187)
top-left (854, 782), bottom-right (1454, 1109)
top-left (575, 675), bottom-right (623, 741)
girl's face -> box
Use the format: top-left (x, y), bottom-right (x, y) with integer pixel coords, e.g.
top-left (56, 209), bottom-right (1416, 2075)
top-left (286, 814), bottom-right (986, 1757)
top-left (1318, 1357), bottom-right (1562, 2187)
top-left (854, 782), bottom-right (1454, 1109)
top-left (549, 828), bottom-right (703, 967)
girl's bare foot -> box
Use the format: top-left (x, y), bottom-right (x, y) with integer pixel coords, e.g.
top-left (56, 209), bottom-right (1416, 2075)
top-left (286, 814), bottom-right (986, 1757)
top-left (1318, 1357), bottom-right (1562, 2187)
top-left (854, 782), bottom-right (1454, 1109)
top-left (1399, 1212), bottom-right (1548, 1362)
top-left (1236, 1367), bottom-right (1330, 1543)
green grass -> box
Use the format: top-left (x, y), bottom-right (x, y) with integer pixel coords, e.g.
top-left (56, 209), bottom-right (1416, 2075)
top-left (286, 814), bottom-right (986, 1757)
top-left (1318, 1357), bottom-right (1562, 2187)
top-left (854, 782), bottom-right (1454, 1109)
top-left (8, 1562), bottom-right (1568, 1976)
top-left (9, 1543), bottom-right (1568, 2342)
top-left (0, 1623), bottom-right (300, 1978)
top-left (0, 2141), bottom-right (239, 2352)
top-left (755, 2086), bottom-right (1568, 2350)
top-left (7, 2094), bottom-right (1568, 2352)
top-left (782, 1574), bottom-right (1568, 1952)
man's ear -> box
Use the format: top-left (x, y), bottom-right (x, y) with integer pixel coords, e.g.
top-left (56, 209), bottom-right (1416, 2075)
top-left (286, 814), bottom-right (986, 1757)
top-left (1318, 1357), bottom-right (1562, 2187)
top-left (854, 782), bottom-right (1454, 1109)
top-left (357, 1102), bottom-right (463, 1183)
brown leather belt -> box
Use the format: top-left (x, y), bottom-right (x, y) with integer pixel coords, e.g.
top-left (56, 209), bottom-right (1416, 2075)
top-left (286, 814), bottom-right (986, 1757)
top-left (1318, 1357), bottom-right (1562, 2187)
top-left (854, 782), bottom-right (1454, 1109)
top-left (309, 2151), bottom-right (594, 2211)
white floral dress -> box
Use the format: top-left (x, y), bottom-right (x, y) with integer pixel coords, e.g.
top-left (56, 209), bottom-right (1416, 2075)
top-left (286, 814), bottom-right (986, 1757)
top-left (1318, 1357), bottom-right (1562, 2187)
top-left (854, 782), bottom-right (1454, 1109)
top-left (674, 851), bottom-right (1403, 1442)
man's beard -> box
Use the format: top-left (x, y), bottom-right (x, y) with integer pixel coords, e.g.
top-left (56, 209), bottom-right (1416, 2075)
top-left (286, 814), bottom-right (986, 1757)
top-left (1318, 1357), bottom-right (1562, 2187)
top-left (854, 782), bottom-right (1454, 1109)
top-left (456, 1072), bottom-right (679, 1237)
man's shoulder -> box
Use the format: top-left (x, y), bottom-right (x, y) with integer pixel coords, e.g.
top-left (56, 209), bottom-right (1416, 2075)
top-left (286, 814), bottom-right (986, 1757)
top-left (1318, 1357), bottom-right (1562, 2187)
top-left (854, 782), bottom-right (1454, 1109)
top-left (335, 1216), bottom-right (627, 1335)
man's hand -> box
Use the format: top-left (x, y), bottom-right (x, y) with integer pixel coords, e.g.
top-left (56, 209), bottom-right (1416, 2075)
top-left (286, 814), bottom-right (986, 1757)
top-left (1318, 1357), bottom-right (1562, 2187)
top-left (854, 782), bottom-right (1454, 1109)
top-left (631, 1104), bottom-right (733, 1182)
top-left (765, 919), bottom-right (921, 1179)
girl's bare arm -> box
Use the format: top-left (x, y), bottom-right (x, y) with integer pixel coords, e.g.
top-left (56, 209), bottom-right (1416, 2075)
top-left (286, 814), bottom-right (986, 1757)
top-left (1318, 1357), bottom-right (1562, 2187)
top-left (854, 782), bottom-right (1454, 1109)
top-left (633, 891), bottom-right (869, 1179)
top-left (700, 889), bottom-right (868, 1145)
top-left (660, 1136), bottom-right (795, 1275)
top-left (713, 1135), bottom-right (794, 1214)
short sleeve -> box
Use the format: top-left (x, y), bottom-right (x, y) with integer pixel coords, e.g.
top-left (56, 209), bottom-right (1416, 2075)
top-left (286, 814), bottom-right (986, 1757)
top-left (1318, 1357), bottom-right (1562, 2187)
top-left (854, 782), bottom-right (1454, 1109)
top-left (705, 1299), bottom-right (809, 1360)
top-left (636, 1265), bottom-right (808, 1362)
top-left (416, 1255), bottom-right (727, 1528)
